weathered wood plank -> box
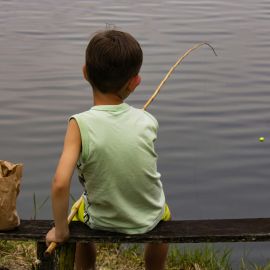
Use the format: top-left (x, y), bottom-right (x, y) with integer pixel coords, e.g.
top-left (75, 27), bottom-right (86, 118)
top-left (1, 218), bottom-right (270, 243)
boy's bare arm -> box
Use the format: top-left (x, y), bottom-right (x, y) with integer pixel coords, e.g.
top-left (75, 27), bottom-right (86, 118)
top-left (46, 119), bottom-right (81, 244)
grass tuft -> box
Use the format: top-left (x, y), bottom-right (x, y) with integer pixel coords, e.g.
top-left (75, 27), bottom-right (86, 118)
top-left (0, 240), bottom-right (36, 270)
top-left (1, 241), bottom-right (270, 269)
top-left (167, 244), bottom-right (232, 270)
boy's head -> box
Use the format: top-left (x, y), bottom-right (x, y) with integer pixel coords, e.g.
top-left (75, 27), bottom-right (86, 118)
top-left (84, 30), bottom-right (143, 95)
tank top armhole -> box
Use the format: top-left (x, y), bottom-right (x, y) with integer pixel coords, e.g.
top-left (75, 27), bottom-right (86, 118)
top-left (69, 115), bottom-right (89, 163)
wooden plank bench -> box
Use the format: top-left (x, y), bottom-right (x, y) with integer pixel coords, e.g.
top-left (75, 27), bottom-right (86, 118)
top-left (1, 218), bottom-right (270, 269)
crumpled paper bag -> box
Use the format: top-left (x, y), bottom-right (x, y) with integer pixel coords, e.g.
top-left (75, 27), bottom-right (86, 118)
top-left (0, 160), bottom-right (23, 230)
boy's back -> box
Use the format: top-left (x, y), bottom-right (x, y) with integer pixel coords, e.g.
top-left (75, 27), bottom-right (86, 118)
top-left (72, 103), bottom-right (165, 234)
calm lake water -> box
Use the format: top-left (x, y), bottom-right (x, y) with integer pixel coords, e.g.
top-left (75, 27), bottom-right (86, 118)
top-left (1, 0), bottom-right (270, 267)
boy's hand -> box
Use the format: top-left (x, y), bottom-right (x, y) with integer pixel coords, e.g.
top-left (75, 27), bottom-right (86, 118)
top-left (46, 226), bottom-right (70, 246)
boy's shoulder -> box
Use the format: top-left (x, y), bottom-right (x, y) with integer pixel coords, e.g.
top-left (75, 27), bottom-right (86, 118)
top-left (69, 110), bottom-right (95, 130)
top-left (71, 109), bottom-right (91, 117)
top-left (142, 109), bottom-right (159, 128)
top-left (69, 109), bottom-right (90, 120)
top-left (130, 106), bottom-right (159, 129)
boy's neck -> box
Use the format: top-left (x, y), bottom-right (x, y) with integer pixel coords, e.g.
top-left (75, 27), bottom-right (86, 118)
top-left (93, 89), bottom-right (124, 106)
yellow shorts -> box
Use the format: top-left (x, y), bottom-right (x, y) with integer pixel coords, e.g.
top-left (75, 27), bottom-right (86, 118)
top-left (72, 194), bottom-right (171, 223)
top-left (162, 203), bottom-right (171, 221)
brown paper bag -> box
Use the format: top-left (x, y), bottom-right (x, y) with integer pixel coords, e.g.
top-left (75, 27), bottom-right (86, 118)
top-left (0, 160), bottom-right (23, 230)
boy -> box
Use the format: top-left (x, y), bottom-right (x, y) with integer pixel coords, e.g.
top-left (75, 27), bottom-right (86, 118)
top-left (46, 29), bottom-right (170, 270)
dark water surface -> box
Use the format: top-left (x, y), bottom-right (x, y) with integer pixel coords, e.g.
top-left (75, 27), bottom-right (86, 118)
top-left (1, 0), bottom-right (270, 266)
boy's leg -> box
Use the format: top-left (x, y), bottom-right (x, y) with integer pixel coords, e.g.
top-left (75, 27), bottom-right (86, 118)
top-left (75, 242), bottom-right (96, 270)
top-left (144, 243), bottom-right (169, 270)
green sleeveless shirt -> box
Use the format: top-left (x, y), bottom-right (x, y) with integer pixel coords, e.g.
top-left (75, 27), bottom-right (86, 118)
top-left (71, 103), bottom-right (165, 234)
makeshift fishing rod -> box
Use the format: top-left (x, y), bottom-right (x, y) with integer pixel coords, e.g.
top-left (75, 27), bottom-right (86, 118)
top-left (45, 196), bottom-right (83, 256)
top-left (143, 42), bottom-right (217, 110)
top-left (45, 42), bottom-right (217, 256)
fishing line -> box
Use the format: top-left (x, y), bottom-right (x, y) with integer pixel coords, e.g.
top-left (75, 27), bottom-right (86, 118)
top-left (143, 42), bottom-right (217, 110)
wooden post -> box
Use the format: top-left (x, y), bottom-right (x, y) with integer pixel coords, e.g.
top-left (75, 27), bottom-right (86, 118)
top-left (35, 241), bottom-right (75, 270)
top-left (54, 242), bottom-right (76, 270)
top-left (36, 241), bottom-right (55, 270)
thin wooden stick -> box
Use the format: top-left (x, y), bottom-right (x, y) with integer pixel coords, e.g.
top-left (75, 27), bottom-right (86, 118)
top-left (143, 42), bottom-right (217, 110)
top-left (44, 195), bottom-right (84, 256)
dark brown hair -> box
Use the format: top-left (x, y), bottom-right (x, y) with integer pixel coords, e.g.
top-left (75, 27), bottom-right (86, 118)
top-left (85, 30), bottom-right (143, 93)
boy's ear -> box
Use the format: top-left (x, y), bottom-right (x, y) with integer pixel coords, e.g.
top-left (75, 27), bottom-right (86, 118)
top-left (82, 65), bottom-right (88, 81)
top-left (128, 75), bottom-right (141, 92)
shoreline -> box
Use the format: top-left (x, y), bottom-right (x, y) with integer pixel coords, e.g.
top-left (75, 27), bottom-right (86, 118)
top-left (1, 240), bottom-right (270, 269)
